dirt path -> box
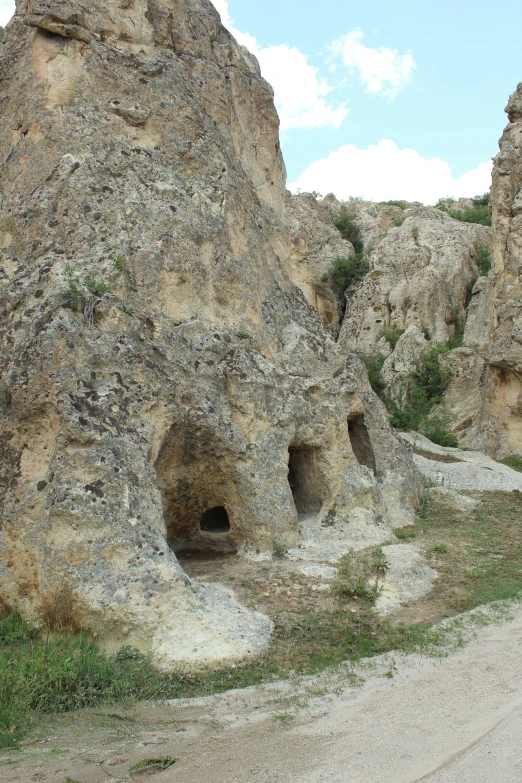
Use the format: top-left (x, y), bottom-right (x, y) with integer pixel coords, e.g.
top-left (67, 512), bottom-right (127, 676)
top-left (3, 603), bottom-right (522, 783)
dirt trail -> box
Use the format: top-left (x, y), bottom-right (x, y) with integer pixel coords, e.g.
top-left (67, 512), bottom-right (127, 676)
top-left (3, 604), bottom-right (522, 783)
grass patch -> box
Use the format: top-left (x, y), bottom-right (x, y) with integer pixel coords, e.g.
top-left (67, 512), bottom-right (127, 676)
top-left (500, 459), bottom-right (522, 473)
top-left (130, 757), bottom-right (177, 774)
top-left (394, 526), bottom-right (417, 541)
top-left (4, 491), bottom-right (522, 752)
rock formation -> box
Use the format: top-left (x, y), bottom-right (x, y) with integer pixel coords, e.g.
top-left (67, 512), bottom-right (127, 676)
top-left (0, 0), bottom-right (420, 665)
top-left (336, 202), bottom-right (489, 361)
top-left (444, 83), bottom-right (522, 458)
top-left (290, 127), bottom-right (521, 458)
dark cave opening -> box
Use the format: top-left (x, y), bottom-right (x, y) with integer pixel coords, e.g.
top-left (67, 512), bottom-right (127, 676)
top-left (348, 414), bottom-right (376, 473)
top-left (288, 446), bottom-right (324, 514)
top-left (200, 506), bottom-right (231, 534)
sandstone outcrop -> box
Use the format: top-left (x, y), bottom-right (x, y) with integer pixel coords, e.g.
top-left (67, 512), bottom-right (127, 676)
top-left (0, 0), bottom-right (420, 665)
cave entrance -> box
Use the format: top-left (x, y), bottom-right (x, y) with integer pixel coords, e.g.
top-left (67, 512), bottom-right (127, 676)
top-left (288, 446), bottom-right (324, 514)
top-left (348, 415), bottom-right (376, 473)
top-left (200, 506), bottom-right (231, 534)
top-left (154, 422), bottom-right (239, 555)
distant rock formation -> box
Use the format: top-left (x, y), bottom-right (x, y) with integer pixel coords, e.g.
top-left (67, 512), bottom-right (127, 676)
top-left (445, 82), bottom-right (522, 458)
top-left (290, 101), bottom-right (522, 460)
top-left (0, 0), bottom-right (419, 666)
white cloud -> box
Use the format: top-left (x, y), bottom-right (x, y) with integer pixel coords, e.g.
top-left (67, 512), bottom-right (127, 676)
top-left (331, 31), bottom-right (415, 99)
top-left (289, 140), bottom-right (492, 205)
top-left (0, 0), bottom-right (15, 27)
top-left (253, 45), bottom-right (349, 131)
top-left (211, 0), bottom-right (348, 131)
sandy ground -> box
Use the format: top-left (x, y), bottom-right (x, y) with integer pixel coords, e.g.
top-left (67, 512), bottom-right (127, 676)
top-left (2, 603), bottom-right (522, 783)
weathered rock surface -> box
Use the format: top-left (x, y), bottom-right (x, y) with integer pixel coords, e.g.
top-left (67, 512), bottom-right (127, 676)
top-left (374, 544), bottom-right (436, 616)
top-left (401, 433), bottom-right (522, 492)
top-left (286, 193), bottom-right (353, 336)
top-left (443, 83), bottom-right (522, 458)
top-left (337, 203), bottom-right (489, 360)
top-left (0, 0), bottom-right (420, 665)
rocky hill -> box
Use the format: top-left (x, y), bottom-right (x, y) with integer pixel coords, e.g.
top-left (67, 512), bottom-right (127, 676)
top-left (289, 94), bottom-right (522, 460)
top-left (0, 0), bottom-right (420, 665)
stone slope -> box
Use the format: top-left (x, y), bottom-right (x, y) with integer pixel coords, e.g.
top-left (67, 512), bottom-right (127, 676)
top-left (0, 0), bottom-right (420, 665)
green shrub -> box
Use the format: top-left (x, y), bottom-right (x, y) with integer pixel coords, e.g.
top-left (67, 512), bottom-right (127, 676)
top-left (334, 213), bottom-right (364, 253)
top-left (435, 197), bottom-right (456, 210)
top-left (436, 194), bottom-right (491, 226)
top-left (387, 343), bottom-right (457, 445)
top-left (85, 276), bottom-right (111, 297)
top-left (446, 204), bottom-right (491, 226)
top-left (411, 225), bottom-right (420, 241)
top-left (393, 215), bottom-right (405, 227)
top-left (382, 323), bottom-right (405, 349)
top-left (66, 279), bottom-right (82, 311)
top-left (327, 254), bottom-right (370, 295)
top-left (379, 200), bottom-right (408, 210)
top-left (364, 355), bottom-right (386, 397)
top-left (474, 245), bottom-right (492, 276)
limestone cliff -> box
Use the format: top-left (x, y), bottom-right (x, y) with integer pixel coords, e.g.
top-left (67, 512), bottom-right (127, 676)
top-left (291, 94), bottom-right (522, 459)
top-left (445, 83), bottom-right (522, 457)
top-left (0, 0), bottom-right (420, 665)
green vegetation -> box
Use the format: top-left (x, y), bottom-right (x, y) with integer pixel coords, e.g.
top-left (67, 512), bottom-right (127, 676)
top-left (112, 254), bottom-right (127, 273)
top-left (334, 212), bottom-right (363, 253)
top-left (0, 619), bottom-right (192, 750)
top-left (84, 276), bottom-right (111, 297)
top-left (3, 489), bottom-right (522, 751)
top-left (325, 254), bottom-right (370, 295)
top-left (379, 200), bottom-right (408, 209)
top-left (323, 211), bottom-right (372, 294)
top-left (394, 526), bottom-right (417, 541)
top-left (435, 194), bottom-right (492, 226)
top-left (63, 259), bottom-right (133, 319)
top-left (386, 342), bottom-right (459, 446)
top-left (393, 214), bottom-right (405, 227)
top-left (411, 225), bottom-right (420, 241)
top-left (364, 355), bottom-right (386, 397)
top-left (382, 323), bottom-right (405, 349)
top-left (130, 757), bottom-right (177, 774)
top-left (500, 458), bottom-right (522, 473)
top-left (474, 244), bottom-right (492, 276)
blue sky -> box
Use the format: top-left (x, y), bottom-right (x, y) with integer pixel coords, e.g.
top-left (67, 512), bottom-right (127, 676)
top-left (2, 0), bottom-right (520, 203)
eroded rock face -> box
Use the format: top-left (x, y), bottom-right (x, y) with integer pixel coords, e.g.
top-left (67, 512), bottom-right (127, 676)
top-left (0, 0), bottom-right (420, 665)
top-left (438, 85), bottom-right (522, 457)
top-left (337, 204), bottom-right (489, 360)
top-left (286, 193), bottom-right (353, 336)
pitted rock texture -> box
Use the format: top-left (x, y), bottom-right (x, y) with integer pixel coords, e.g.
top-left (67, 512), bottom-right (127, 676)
top-left (447, 82), bottom-right (522, 458)
top-left (336, 203), bottom-right (489, 361)
top-left (0, 0), bottom-right (420, 665)
top-left (286, 193), bottom-right (353, 336)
